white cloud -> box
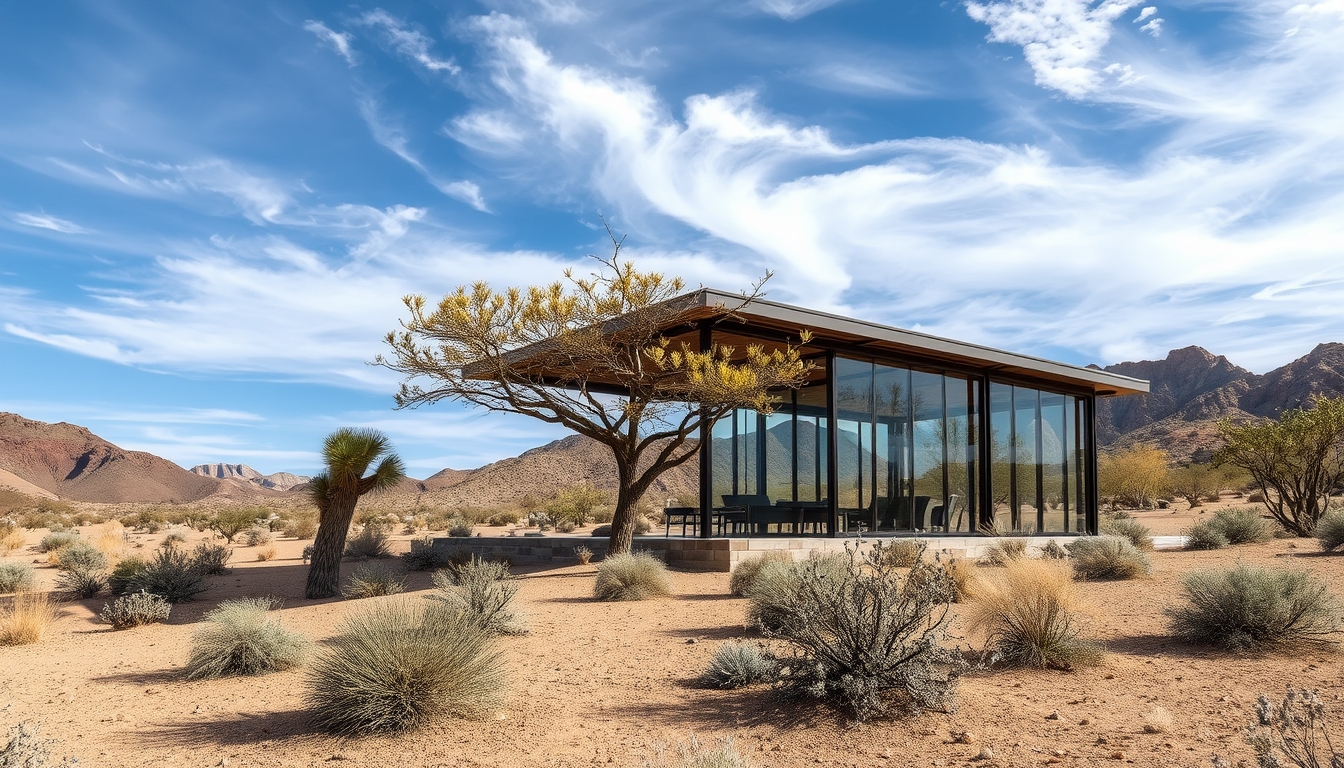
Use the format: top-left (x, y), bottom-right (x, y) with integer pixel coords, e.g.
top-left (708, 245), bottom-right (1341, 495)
top-left (755, 0), bottom-right (848, 20)
top-left (358, 98), bottom-right (491, 211)
top-left (1140, 17), bottom-right (1164, 36)
top-left (12, 212), bottom-right (87, 234)
top-left (358, 9), bottom-right (460, 75)
top-left (965, 0), bottom-right (1141, 97)
top-left (1135, 6), bottom-right (1157, 22)
top-left (303, 20), bottom-right (356, 65)
top-left (800, 63), bottom-right (926, 97)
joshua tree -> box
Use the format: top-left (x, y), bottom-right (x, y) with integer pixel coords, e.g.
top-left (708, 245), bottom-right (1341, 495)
top-left (376, 233), bottom-right (813, 556)
top-left (305, 428), bottom-right (405, 599)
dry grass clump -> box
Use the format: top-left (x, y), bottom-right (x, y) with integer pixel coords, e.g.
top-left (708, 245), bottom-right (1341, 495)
top-left (344, 527), bottom-right (391, 560)
top-left (160, 531), bottom-right (188, 548)
top-left (242, 527), bottom-right (274, 547)
top-left (256, 544), bottom-right (277, 562)
top-left (428, 557), bottom-right (527, 635)
top-left (92, 521), bottom-right (127, 561)
top-left (283, 510), bottom-right (318, 539)
top-left (1099, 517), bottom-right (1154, 551)
top-left (1, 591), bottom-right (58, 645)
top-left (745, 553), bottom-right (849, 632)
top-left (728, 551), bottom-right (792, 596)
top-left (0, 526), bottom-right (24, 555)
top-left (966, 558), bottom-right (1103, 670)
top-left (594, 552), bottom-right (672, 601)
top-left (700, 642), bottom-right (776, 689)
top-left (874, 539), bottom-right (926, 568)
top-left (100, 590), bottom-right (172, 629)
top-left (1184, 520), bottom-right (1230, 551)
top-left (983, 538), bottom-right (1028, 566)
top-left (1167, 564), bottom-right (1341, 651)
top-left (1067, 536), bottom-right (1151, 580)
top-left (1210, 507), bottom-right (1274, 545)
top-left (305, 599), bottom-right (504, 735)
top-left (0, 563), bottom-right (36, 593)
top-left (344, 563), bottom-right (406, 599)
top-left (641, 736), bottom-right (756, 768)
top-left (184, 597), bottom-right (309, 679)
top-left (1316, 510), bottom-right (1344, 553)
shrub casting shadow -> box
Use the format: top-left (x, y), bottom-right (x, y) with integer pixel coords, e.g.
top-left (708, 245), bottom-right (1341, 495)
top-left (620, 686), bottom-right (835, 731)
top-left (121, 708), bottom-right (326, 749)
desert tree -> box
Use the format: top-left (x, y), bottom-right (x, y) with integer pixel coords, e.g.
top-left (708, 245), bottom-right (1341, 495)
top-left (1216, 396), bottom-right (1344, 536)
top-left (1166, 463), bottom-right (1222, 508)
top-left (376, 235), bottom-right (814, 555)
top-left (1097, 445), bottom-right (1170, 510)
top-left (305, 428), bottom-right (405, 599)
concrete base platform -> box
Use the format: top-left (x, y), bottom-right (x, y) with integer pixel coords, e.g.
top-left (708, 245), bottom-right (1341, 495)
top-left (430, 534), bottom-right (1105, 572)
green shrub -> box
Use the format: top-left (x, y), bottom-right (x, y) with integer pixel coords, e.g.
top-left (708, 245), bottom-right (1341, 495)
top-left (120, 508), bottom-right (168, 532)
top-left (101, 590), bottom-right (172, 629)
top-left (57, 565), bottom-right (107, 599)
top-left (427, 557), bottom-right (527, 636)
top-left (37, 531), bottom-right (79, 554)
top-left (966, 558), bottom-right (1102, 669)
top-left (305, 600), bottom-right (504, 735)
top-left (760, 545), bottom-right (965, 721)
top-left (545, 483), bottom-right (608, 527)
top-left (1317, 510), bottom-right (1344, 553)
top-left (446, 518), bottom-right (474, 538)
top-left (593, 552), bottom-right (672, 601)
top-left (344, 563), bottom-right (406, 599)
top-left (0, 563), bottom-right (36, 593)
top-left (54, 541), bottom-right (108, 572)
top-left (745, 554), bottom-right (849, 632)
top-left (401, 537), bottom-right (446, 571)
top-left (874, 539), bottom-right (926, 568)
top-left (1210, 507), bottom-right (1273, 545)
top-left (983, 538), bottom-right (1028, 566)
top-left (1184, 520), bottom-right (1230, 551)
top-left (1167, 564), bottom-right (1341, 651)
top-left (191, 542), bottom-right (232, 575)
top-left (184, 597), bottom-right (310, 679)
top-left (128, 545), bottom-right (207, 602)
top-left (701, 642), bottom-right (776, 689)
top-left (160, 531), bottom-right (187, 548)
top-left (283, 511), bottom-right (319, 539)
top-left (1099, 517), bottom-right (1154, 551)
top-left (209, 507), bottom-right (262, 543)
top-left (485, 510), bottom-right (520, 526)
top-left (728, 551), bottom-right (792, 597)
top-left (241, 527), bottom-right (273, 547)
top-left (1067, 536), bottom-right (1151, 580)
top-left (107, 556), bottom-right (147, 595)
top-left (344, 527), bottom-right (390, 560)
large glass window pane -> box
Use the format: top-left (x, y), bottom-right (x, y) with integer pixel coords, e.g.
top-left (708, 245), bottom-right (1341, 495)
top-left (1040, 391), bottom-right (1066, 532)
top-left (874, 364), bottom-right (911, 531)
top-left (944, 376), bottom-right (973, 533)
top-left (1014, 387), bottom-right (1040, 532)
top-left (796, 376), bottom-right (829, 505)
top-left (912, 371), bottom-right (945, 532)
top-left (989, 383), bottom-right (1014, 531)
top-left (1073, 397), bottom-right (1089, 533)
top-left (711, 415), bottom-right (734, 505)
top-left (764, 410), bottom-right (793, 503)
top-left (836, 357), bottom-right (873, 531)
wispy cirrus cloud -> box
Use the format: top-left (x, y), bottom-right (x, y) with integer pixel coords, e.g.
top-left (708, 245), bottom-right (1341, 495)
top-left (358, 98), bottom-right (490, 211)
top-left (754, 0), bottom-right (849, 20)
top-left (357, 9), bottom-right (460, 75)
top-left (12, 212), bottom-right (88, 234)
top-left (303, 20), bottom-right (357, 66)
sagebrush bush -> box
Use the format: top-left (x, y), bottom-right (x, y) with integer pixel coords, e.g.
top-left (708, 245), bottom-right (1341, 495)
top-left (241, 527), bottom-right (273, 547)
top-left (54, 540), bottom-right (108, 572)
top-left (344, 527), bottom-right (391, 560)
top-left (255, 544), bottom-right (277, 562)
top-left (983, 538), bottom-right (1028, 566)
top-left (1210, 507), bottom-right (1273, 545)
top-left (1248, 688), bottom-right (1342, 768)
top-left (728, 551), bottom-right (792, 597)
top-left (305, 599), bottom-right (504, 735)
top-left (745, 554), bottom-right (848, 633)
top-left (1041, 540), bottom-right (1069, 560)
top-left (446, 518), bottom-right (474, 538)
top-left (1099, 517), bottom-right (1154, 551)
top-left (37, 531), bottom-right (79, 554)
top-left (283, 512), bottom-right (318, 539)
top-left (0, 563), bottom-right (35, 593)
top-left (184, 597), bottom-right (309, 679)
top-left (593, 552), bottom-right (672, 601)
top-left (100, 590), bottom-right (172, 629)
top-left (1317, 511), bottom-right (1344, 553)
top-left (57, 565), bottom-right (107, 600)
top-left (128, 545), bottom-right (206, 602)
top-left (1, 591), bottom-right (58, 645)
top-left (875, 539), bottom-right (926, 568)
top-left (761, 545), bottom-right (965, 721)
top-left (486, 510), bottom-right (520, 526)
top-left (640, 736), bottom-right (755, 768)
top-left (401, 537), bottom-right (449, 571)
top-left (1167, 564), bottom-right (1341, 651)
top-left (1067, 536), bottom-right (1151, 580)
top-left (427, 557), bottom-right (527, 636)
top-left (160, 531), bottom-right (187, 547)
top-left (191, 542), bottom-right (232, 575)
top-left (1184, 520), bottom-right (1230, 551)
top-left (701, 642), bottom-right (776, 689)
top-left (107, 555), bottom-right (147, 595)
top-left (966, 558), bottom-right (1103, 669)
top-left (344, 563), bottom-right (406, 599)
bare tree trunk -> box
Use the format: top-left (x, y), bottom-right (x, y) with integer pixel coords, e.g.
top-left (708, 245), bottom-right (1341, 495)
top-left (305, 491), bottom-right (358, 599)
top-left (608, 485), bottom-right (639, 556)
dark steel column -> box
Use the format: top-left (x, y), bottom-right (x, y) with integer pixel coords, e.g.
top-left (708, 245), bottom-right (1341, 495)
top-left (1087, 394), bottom-right (1100, 535)
top-left (825, 351), bottom-right (839, 537)
top-left (698, 324), bottom-right (714, 538)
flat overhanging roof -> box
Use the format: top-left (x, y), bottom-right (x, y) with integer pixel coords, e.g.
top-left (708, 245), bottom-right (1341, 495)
top-left (676, 289), bottom-right (1149, 397)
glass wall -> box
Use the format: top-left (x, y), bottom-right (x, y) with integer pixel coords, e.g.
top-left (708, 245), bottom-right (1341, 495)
top-left (985, 380), bottom-right (1088, 533)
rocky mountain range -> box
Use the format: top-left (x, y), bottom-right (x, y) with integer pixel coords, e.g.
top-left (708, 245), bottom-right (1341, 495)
top-left (189, 463), bottom-right (310, 491)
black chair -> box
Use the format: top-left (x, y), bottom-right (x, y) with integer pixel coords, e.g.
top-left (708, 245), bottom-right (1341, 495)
top-left (911, 496), bottom-right (933, 530)
top-left (929, 494), bottom-right (962, 531)
top-left (663, 507), bottom-right (699, 537)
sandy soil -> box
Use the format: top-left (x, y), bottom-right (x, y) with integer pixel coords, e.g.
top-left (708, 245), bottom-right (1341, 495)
top-left (1, 517), bottom-right (1338, 768)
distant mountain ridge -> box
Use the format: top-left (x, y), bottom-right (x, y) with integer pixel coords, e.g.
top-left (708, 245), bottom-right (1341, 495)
top-left (189, 463), bottom-right (310, 491)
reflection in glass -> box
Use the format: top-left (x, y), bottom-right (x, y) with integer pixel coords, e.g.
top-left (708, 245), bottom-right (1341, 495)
top-left (1014, 387), bottom-right (1040, 532)
top-left (912, 371), bottom-right (944, 532)
top-left (989, 383), bottom-right (1014, 530)
top-left (874, 364), bottom-right (910, 531)
top-left (944, 376), bottom-right (974, 533)
top-left (1040, 391), bottom-right (1066, 532)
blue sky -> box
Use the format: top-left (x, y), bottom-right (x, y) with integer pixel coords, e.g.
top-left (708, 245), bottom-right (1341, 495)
top-left (1, 1), bottom-right (1341, 477)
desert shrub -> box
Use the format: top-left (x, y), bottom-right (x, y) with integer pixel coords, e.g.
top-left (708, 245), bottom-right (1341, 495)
top-left (966, 558), bottom-right (1103, 670)
top-left (54, 540), bottom-right (108, 572)
top-left (1040, 540), bottom-right (1068, 560)
top-left (344, 527), bottom-right (391, 560)
top-left (283, 510), bottom-right (319, 539)
top-left (634, 516), bottom-right (653, 535)
top-left (1247, 688), bottom-right (1342, 768)
top-left (553, 519), bottom-right (577, 533)
top-left (875, 539), bottom-right (926, 568)
top-left (100, 590), bottom-right (172, 629)
top-left (344, 563), bottom-right (406, 599)
top-left (107, 555), bottom-right (147, 595)
top-left (1100, 517), bottom-right (1154, 551)
top-left (1316, 510), bottom-right (1344, 553)
top-left (129, 545), bottom-right (207, 602)
top-left (160, 530), bottom-right (187, 547)
top-left (401, 537), bottom-right (447, 571)
top-left (1167, 564), bottom-right (1341, 651)
top-left (590, 524), bottom-right (611, 537)
top-left (745, 554), bottom-right (849, 632)
top-left (486, 510), bottom-right (520, 526)
top-left (36, 530), bottom-right (79, 554)
top-left (184, 597), bottom-right (309, 679)
top-left (446, 518), bottom-right (474, 538)
top-left (1098, 445), bottom-right (1170, 509)
top-left (256, 544), bottom-right (277, 562)
top-left (1184, 520), bottom-right (1230, 550)
top-left (0, 563), bottom-right (36, 594)
top-left (701, 642), bottom-right (776, 689)
top-left (427, 557), bottom-right (527, 635)
top-left (191, 542), bottom-right (232, 575)
top-left (574, 545), bottom-right (593, 565)
top-left (762, 545), bottom-right (965, 721)
top-left (57, 565), bottom-right (107, 600)
top-left (209, 507), bottom-right (262, 543)
top-left (728, 551), bottom-right (792, 597)
top-left (305, 599), bottom-right (504, 735)
top-left (593, 552), bottom-right (672, 601)
top-left (983, 538), bottom-right (1028, 566)
top-left (241, 527), bottom-right (273, 547)
top-left (1067, 536), bottom-right (1151, 580)
top-left (0, 721), bottom-right (77, 767)
top-left (1210, 506), bottom-right (1274, 545)
top-left (120, 508), bottom-right (168, 532)
top-left (1, 591), bottom-right (57, 645)
top-left (545, 483), bottom-right (608, 527)
top-left (640, 736), bottom-right (755, 768)
top-left (0, 525), bottom-right (23, 555)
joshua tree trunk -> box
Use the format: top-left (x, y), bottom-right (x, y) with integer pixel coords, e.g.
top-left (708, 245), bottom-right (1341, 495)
top-left (305, 490), bottom-right (359, 599)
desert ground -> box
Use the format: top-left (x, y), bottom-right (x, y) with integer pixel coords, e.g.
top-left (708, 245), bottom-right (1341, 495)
top-left (1, 499), bottom-right (1338, 768)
